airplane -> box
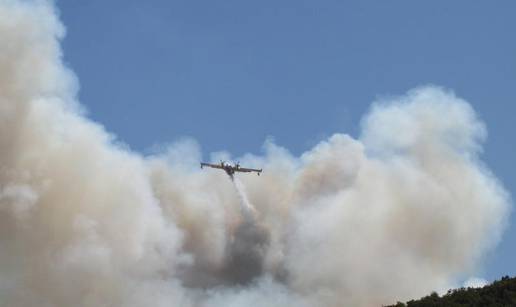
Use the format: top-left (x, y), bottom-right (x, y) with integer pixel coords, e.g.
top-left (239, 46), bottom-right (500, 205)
top-left (200, 161), bottom-right (262, 179)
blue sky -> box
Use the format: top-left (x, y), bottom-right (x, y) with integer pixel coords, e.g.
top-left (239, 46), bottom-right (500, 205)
top-left (57, 1), bottom-right (515, 280)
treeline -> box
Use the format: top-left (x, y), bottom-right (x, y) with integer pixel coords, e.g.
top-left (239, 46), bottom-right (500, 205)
top-left (386, 276), bottom-right (516, 307)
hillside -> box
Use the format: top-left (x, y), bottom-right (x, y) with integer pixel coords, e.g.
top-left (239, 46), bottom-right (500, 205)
top-left (387, 276), bottom-right (516, 307)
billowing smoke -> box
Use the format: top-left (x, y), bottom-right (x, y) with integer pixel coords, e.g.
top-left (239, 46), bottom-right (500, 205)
top-left (0, 1), bottom-right (511, 306)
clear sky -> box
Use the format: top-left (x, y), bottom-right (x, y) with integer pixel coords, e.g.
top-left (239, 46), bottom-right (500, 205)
top-left (57, 1), bottom-right (515, 281)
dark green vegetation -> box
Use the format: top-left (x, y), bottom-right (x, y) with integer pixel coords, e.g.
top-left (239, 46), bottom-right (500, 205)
top-left (386, 276), bottom-right (516, 307)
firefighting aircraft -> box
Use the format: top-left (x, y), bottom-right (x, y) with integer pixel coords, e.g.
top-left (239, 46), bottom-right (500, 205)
top-left (200, 161), bottom-right (262, 179)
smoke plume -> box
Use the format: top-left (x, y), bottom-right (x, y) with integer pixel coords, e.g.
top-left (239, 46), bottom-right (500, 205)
top-left (0, 1), bottom-right (511, 306)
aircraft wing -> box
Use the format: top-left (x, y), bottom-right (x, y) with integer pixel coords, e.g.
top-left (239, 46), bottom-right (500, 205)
top-left (236, 167), bottom-right (262, 174)
top-left (200, 162), bottom-right (223, 169)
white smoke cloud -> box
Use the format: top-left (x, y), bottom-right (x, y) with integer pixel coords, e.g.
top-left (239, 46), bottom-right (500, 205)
top-left (463, 277), bottom-right (488, 289)
top-left (0, 1), bottom-right (511, 306)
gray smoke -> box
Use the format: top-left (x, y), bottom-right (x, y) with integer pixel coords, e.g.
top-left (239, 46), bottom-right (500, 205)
top-left (0, 1), bottom-right (511, 306)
